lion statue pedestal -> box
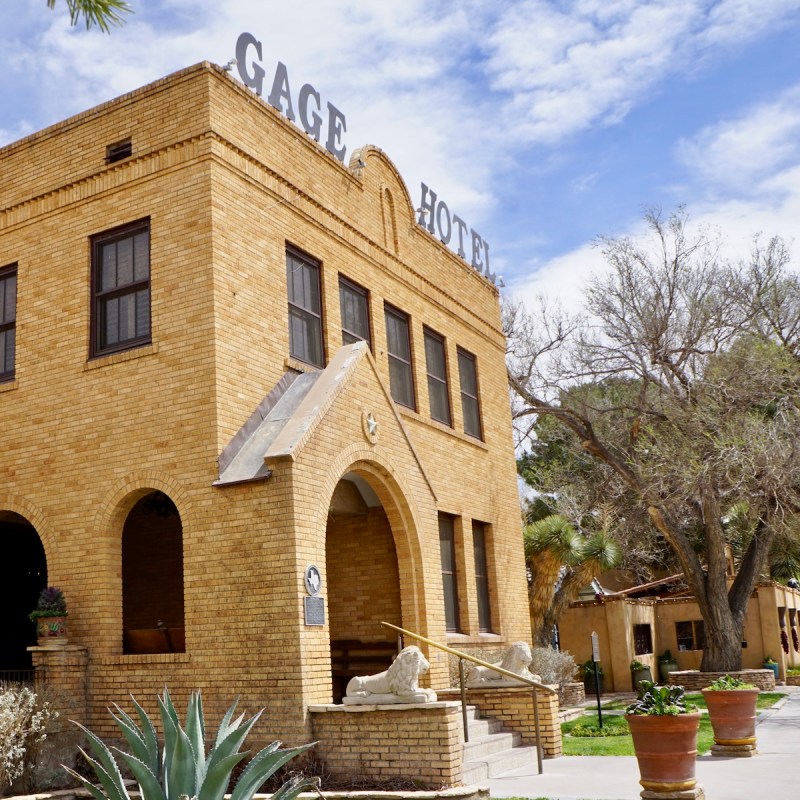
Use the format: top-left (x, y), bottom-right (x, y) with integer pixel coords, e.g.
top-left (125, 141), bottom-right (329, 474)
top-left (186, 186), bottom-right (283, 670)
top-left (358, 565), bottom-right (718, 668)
top-left (343, 645), bottom-right (437, 705)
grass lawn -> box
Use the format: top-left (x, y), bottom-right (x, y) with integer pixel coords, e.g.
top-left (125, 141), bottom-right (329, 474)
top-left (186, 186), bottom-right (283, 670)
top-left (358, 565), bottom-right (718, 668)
top-left (563, 691), bottom-right (786, 756)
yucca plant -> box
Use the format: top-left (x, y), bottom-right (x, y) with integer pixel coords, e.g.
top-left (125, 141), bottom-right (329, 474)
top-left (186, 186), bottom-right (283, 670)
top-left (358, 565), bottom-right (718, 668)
top-left (63, 689), bottom-right (315, 800)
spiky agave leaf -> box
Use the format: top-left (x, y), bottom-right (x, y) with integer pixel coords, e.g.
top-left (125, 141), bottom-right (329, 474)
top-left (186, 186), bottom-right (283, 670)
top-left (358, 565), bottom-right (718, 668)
top-left (166, 723), bottom-right (198, 800)
top-left (130, 694), bottom-right (161, 776)
top-left (195, 751), bottom-right (248, 800)
top-left (229, 742), bottom-right (315, 800)
top-left (184, 692), bottom-right (207, 789)
top-left (62, 763), bottom-right (113, 800)
top-left (110, 704), bottom-right (156, 775)
top-left (114, 750), bottom-right (166, 800)
top-left (269, 775), bottom-right (319, 800)
top-left (73, 725), bottom-right (131, 800)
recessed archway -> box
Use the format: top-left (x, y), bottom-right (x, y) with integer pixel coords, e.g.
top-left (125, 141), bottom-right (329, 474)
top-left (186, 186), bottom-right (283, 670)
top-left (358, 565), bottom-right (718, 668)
top-left (122, 491), bottom-right (185, 654)
top-left (0, 511), bottom-right (47, 673)
top-left (326, 472), bottom-right (403, 702)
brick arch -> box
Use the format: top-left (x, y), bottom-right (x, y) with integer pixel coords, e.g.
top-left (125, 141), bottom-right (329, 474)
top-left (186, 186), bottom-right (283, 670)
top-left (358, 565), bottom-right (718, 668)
top-left (93, 472), bottom-right (192, 655)
top-left (314, 443), bottom-right (432, 633)
top-left (0, 491), bottom-right (57, 568)
top-left (94, 471), bottom-right (194, 539)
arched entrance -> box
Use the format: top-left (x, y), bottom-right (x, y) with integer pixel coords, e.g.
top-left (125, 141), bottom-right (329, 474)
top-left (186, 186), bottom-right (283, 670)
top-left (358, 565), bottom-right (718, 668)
top-left (122, 491), bottom-right (185, 654)
top-left (0, 511), bottom-right (46, 673)
top-left (326, 472), bottom-right (402, 702)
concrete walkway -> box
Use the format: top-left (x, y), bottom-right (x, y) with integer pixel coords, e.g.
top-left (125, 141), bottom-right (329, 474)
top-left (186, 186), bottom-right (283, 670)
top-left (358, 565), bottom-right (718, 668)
top-left (484, 686), bottom-right (800, 800)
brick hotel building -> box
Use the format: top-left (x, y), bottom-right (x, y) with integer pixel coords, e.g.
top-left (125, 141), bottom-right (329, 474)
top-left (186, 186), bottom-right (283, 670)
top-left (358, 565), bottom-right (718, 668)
top-left (0, 62), bottom-right (530, 750)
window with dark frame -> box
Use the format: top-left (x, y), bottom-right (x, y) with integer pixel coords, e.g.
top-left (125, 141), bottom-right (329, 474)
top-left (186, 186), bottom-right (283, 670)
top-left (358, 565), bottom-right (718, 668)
top-left (473, 521), bottom-right (492, 633)
top-left (384, 304), bottom-right (415, 409)
top-left (424, 327), bottom-right (451, 425)
top-left (457, 347), bottom-right (482, 439)
top-left (676, 620), bottom-right (705, 651)
top-left (286, 247), bottom-right (324, 367)
top-left (91, 220), bottom-right (151, 358)
top-left (0, 264), bottom-right (17, 382)
top-left (439, 513), bottom-right (460, 632)
top-left (633, 623), bottom-right (653, 655)
top-left (339, 276), bottom-right (371, 347)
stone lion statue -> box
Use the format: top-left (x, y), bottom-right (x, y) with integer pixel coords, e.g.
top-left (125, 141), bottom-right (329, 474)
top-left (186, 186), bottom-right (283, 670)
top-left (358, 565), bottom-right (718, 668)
top-left (343, 645), bottom-right (437, 704)
top-left (466, 641), bottom-right (541, 688)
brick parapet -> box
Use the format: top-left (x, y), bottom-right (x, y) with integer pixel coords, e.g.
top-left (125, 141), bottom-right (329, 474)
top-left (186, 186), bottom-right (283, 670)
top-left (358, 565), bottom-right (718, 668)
top-left (309, 702), bottom-right (464, 787)
top-left (667, 669), bottom-right (776, 691)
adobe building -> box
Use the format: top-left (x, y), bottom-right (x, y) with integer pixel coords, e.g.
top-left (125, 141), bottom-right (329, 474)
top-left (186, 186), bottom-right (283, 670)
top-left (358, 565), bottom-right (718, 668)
top-left (559, 581), bottom-right (800, 692)
top-left (0, 58), bottom-right (532, 768)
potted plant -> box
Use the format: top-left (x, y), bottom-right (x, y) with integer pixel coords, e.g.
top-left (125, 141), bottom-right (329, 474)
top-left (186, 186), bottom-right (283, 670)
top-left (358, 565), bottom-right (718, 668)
top-left (701, 674), bottom-right (759, 756)
top-left (29, 586), bottom-right (68, 646)
top-left (630, 659), bottom-right (653, 691)
top-left (580, 659), bottom-right (604, 694)
top-left (625, 681), bottom-right (701, 794)
top-left (762, 655), bottom-right (779, 680)
top-left (658, 649), bottom-right (679, 683)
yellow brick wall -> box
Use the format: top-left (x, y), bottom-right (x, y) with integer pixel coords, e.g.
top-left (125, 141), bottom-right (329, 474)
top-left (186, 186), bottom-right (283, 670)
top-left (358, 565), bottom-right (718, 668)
top-left (0, 63), bottom-right (530, 751)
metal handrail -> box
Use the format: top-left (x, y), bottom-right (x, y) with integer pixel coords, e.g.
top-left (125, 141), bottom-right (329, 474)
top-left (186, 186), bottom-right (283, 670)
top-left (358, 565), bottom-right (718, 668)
top-left (381, 621), bottom-right (554, 774)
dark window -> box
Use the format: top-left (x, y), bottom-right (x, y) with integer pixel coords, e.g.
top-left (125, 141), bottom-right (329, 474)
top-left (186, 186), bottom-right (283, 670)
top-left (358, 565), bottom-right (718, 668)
top-left (339, 276), bottom-right (370, 347)
top-left (676, 620), bottom-right (704, 651)
top-left (0, 264), bottom-right (17, 382)
top-left (473, 521), bottom-right (492, 632)
top-left (385, 304), bottom-right (415, 409)
top-left (457, 347), bottom-right (482, 439)
top-left (286, 247), bottom-right (323, 367)
top-left (424, 327), bottom-right (452, 425)
top-left (91, 220), bottom-right (150, 357)
top-left (633, 623), bottom-right (653, 655)
top-left (106, 138), bottom-right (132, 164)
top-left (439, 514), bottom-right (460, 632)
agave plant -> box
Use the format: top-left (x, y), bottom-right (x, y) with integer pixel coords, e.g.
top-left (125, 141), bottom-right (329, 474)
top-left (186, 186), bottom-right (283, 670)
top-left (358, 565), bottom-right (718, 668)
top-left (63, 689), bottom-right (315, 800)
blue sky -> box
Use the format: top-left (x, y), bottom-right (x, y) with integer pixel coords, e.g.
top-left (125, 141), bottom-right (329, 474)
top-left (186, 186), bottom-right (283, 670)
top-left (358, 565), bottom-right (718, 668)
top-left (3, 1), bottom-right (800, 307)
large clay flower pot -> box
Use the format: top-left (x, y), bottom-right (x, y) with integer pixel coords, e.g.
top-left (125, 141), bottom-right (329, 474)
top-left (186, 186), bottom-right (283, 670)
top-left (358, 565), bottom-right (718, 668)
top-left (701, 688), bottom-right (759, 746)
top-left (625, 712), bottom-right (702, 793)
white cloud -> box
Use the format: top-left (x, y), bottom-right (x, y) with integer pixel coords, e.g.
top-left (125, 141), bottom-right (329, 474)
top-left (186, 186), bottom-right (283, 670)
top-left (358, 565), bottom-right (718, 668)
top-left (676, 84), bottom-right (800, 195)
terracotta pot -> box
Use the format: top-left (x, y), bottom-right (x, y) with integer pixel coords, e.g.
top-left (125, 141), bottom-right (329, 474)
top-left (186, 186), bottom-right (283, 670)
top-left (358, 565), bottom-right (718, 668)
top-left (35, 614), bottom-right (68, 646)
top-left (701, 688), bottom-right (759, 746)
top-left (625, 712), bottom-right (701, 793)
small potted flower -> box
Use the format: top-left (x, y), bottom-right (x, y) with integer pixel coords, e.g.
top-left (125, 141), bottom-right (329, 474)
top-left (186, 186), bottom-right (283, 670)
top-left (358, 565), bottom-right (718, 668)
top-left (762, 655), bottom-right (779, 680)
top-left (625, 681), bottom-right (701, 794)
top-left (29, 586), bottom-right (68, 646)
top-left (701, 674), bottom-right (759, 756)
top-left (630, 659), bottom-right (653, 691)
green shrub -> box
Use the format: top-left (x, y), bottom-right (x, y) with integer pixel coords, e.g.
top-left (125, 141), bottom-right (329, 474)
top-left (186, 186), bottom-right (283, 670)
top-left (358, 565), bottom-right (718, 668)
top-left (626, 681), bottom-right (697, 716)
top-left (64, 688), bottom-right (315, 800)
top-left (707, 675), bottom-right (756, 690)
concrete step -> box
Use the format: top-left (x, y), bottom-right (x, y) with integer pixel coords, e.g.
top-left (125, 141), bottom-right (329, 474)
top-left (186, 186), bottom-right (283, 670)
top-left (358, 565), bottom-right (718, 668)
top-left (463, 729), bottom-right (522, 760)
top-left (462, 714), bottom-right (504, 739)
top-left (461, 744), bottom-right (539, 784)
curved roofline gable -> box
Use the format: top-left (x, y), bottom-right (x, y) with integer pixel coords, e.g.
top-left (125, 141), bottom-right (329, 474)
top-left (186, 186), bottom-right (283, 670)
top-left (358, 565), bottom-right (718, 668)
top-left (349, 145), bottom-right (417, 229)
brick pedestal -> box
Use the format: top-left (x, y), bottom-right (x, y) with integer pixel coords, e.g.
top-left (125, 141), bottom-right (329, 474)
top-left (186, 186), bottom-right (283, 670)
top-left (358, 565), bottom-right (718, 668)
top-left (28, 645), bottom-right (89, 727)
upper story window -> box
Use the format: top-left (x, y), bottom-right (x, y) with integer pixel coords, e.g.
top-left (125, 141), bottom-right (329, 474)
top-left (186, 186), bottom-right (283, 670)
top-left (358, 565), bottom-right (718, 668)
top-left (339, 276), bottom-right (370, 347)
top-left (91, 220), bottom-right (150, 358)
top-left (457, 347), bottom-right (483, 439)
top-left (472, 521), bottom-right (492, 633)
top-left (424, 327), bottom-right (451, 425)
top-left (0, 264), bottom-right (17, 382)
top-left (286, 246), bottom-right (323, 367)
top-left (439, 513), bottom-right (461, 633)
top-left (384, 304), bottom-right (415, 409)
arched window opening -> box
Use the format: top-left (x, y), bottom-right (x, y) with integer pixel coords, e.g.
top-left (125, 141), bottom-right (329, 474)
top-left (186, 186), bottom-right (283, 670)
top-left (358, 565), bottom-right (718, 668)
top-left (0, 511), bottom-right (46, 675)
top-left (122, 491), bottom-right (185, 654)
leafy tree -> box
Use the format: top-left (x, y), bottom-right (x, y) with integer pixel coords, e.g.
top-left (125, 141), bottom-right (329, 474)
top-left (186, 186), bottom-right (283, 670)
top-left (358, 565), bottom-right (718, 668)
top-left (46, 0), bottom-right (132, 32)
top-left (507, 208), bottom-right (800, 671)
top-left (524, 510), bottom-right (621, 646)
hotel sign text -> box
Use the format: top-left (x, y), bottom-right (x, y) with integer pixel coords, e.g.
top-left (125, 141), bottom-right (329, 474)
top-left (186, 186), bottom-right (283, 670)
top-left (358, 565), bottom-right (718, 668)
top-left (235, 32), bottom-right (348, 164)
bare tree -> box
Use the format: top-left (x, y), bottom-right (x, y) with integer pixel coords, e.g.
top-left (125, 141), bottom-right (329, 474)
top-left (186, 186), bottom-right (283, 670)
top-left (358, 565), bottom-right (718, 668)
top-left (508, 208), bottom-right (800, 671)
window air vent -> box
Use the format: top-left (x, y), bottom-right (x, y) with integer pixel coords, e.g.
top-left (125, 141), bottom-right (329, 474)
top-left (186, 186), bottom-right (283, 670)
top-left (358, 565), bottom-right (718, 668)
top-left (106, 138), bottom-right (132, 164)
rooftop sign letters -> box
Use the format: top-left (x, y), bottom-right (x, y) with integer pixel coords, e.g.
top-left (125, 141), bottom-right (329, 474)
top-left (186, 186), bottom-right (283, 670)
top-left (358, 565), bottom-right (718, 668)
top-left (418, 184), bottom-right (495, 284)
top-left (235, 32), bottom-right (348, 163)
